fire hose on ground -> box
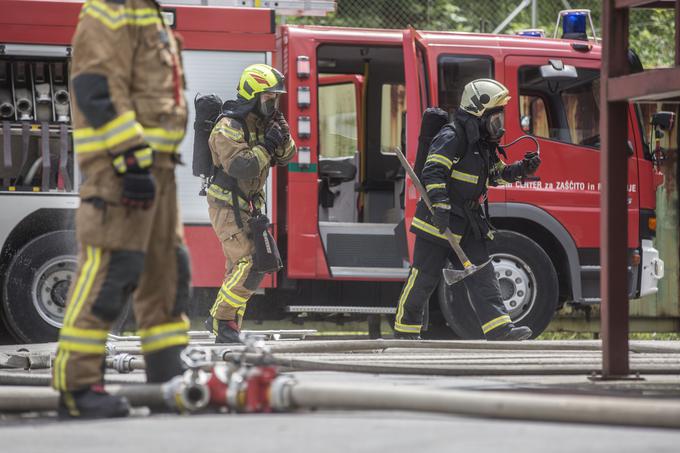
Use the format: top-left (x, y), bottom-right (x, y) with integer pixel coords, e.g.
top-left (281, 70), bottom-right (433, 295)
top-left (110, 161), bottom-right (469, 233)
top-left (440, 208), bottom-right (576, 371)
top-left (1, 343), bottom-right (680, 428)
top-left (104, 339), bottom-right (680, 356)
top-left (1, 364), bottom-right (680, 429)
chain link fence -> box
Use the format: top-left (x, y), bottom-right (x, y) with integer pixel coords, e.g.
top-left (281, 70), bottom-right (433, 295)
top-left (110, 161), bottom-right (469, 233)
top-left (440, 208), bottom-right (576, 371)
top-left (286, 0), bottom-right (675, 67)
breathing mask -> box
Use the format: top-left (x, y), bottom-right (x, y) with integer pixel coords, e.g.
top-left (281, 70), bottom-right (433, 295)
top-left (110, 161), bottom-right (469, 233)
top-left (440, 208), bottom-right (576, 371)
top-left (482, 109), bottom-right (505, 142)
top-left (257, 93), bottom-right (280, 119)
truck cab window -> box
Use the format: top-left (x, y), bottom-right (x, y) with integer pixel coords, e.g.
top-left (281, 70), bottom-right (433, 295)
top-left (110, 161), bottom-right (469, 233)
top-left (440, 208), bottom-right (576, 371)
top-left (380, 83), bottom-right (406, 155)
top-left (518, 66), bottom-right (600, 148)
top-left (438, 55), bottom-right (493, 115)
top-left (319, 82), bottom-right (358, 159)
top-left (519, 95), bottom-right (549, 137)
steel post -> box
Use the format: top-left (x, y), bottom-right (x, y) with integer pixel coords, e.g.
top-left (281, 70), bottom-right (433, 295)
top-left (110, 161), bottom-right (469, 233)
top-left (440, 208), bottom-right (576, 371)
top-left (601, 0), bottom-right (631, 377)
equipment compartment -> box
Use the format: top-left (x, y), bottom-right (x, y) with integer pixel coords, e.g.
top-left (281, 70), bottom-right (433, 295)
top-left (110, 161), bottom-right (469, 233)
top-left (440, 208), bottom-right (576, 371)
top-left (0, 56), bottom-right (74, 192)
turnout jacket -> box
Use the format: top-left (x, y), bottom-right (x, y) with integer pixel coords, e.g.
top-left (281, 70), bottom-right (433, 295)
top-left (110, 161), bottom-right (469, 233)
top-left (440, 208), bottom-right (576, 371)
top-left (71, 0), bottom-right (187, 195)
top-left (207, 112), bottom-right (296, 212)
top-left (411, 111), bottom-right (524, 246)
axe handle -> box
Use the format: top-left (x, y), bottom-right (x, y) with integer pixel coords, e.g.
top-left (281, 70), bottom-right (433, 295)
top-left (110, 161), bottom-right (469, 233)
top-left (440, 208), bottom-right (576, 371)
top-left (395, 147), bottom-right (473, 269)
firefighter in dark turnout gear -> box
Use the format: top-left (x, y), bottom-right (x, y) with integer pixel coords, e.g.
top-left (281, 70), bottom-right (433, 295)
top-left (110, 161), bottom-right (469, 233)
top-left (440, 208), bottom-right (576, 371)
top-left (205, 64), bottom-right (296, 343)
top-left (394, 79), bottom-right (541, 340)
top-left (52, 0), bottom-right (191, 419)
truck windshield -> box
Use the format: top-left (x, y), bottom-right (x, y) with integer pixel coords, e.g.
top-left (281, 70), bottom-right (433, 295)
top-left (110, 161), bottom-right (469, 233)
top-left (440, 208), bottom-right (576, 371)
top-left (518, 66), bottom-right (600, 148)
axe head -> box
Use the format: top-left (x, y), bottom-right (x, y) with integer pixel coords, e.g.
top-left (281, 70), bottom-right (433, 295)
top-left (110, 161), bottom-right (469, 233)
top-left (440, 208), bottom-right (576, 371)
top-left (442, 259), bottom-right (490, 285)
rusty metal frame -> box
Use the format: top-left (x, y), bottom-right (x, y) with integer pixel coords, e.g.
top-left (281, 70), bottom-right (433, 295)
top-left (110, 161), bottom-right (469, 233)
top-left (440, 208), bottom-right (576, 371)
top-left (600, 0), bottom-right (679, 378)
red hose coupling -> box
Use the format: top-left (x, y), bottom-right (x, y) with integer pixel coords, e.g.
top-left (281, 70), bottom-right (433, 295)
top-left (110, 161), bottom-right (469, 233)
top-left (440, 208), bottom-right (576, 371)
top-left (206, 366), bottom-right (230, 408)
top-left (243, 366), bottom-right (278, 413)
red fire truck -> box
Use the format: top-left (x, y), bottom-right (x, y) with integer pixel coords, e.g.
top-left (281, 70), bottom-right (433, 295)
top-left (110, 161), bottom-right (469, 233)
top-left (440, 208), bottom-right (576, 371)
top-left (0, 1), bottom-right (667, 343)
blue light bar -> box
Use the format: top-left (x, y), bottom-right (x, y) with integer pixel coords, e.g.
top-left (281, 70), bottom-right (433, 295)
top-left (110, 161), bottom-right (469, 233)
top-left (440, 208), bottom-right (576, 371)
top-left (563, 12), bottom-right (587, 39)
top-left (517, 29), bottom-right (545, 38)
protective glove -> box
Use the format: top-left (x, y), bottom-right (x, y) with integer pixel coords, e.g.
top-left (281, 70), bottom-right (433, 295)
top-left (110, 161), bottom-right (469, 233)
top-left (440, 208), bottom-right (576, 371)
top-left (431, 206), bottom-right (451, 234)
top-left (272, 110), bottom-right (290, 140)
top-left (261, 125), bottom-right (285, 156)
top-left (121, 173), bottom-right (156, 209)
top-left (112, 146), bottom-right (156, 209)
top-left (521, 152), bottom-right (541, 176)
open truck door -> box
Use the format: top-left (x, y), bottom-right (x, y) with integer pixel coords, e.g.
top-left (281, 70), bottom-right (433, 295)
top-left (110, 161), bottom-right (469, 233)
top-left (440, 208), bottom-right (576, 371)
top-left (285, 29), bottom-right (413, 282)
top-left (401, 28), bottom-right (431, 259)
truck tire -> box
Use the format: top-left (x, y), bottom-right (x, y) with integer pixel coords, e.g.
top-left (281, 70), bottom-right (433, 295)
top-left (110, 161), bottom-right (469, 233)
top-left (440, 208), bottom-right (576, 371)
top-left (437, 230), bottom-right (559, 339)
top-left (2, 230), bottom-right (77, 343)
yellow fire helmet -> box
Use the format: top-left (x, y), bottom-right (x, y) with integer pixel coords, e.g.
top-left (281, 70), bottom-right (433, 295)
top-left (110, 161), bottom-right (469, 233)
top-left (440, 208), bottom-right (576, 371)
top-left (460, 79), bottom-right (511, 117)
top-left (237, 64), bottom-right (286, 101)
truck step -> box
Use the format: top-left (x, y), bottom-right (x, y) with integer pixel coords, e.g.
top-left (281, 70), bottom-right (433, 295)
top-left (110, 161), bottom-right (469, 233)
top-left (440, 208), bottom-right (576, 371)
top-left (286, 305), bottom-right (396, 315)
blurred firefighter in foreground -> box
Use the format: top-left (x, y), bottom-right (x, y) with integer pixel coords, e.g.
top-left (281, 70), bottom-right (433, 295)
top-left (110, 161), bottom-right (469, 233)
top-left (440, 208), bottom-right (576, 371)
top-left (205, 64), bottom-right (296, 343)
top-left (394, 79), bottom-right (541, 341)
top-left (52, 0), bottom-right (191, 419)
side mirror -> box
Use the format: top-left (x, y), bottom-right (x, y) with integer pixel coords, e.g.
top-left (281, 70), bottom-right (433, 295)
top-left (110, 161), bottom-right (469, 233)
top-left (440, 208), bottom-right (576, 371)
top-left (651, 111), bottom-right (675, 133)
top-left (540, 59), bottom-right (578, 81)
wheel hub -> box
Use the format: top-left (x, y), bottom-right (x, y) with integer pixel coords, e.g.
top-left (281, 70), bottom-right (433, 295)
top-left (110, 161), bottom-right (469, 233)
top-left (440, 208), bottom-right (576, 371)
top-left (32, 256), bottom-right (78, 328)
top-left (491, 253), bottom-right (536, 322)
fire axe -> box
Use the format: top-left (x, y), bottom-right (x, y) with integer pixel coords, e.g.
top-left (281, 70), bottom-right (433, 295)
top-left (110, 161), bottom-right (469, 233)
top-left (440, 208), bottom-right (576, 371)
top-left (394, 147), bottom-right (487, 285)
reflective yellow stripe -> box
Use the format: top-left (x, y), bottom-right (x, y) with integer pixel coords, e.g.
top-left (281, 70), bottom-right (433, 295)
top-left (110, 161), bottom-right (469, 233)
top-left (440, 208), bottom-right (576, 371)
top-left (138, 319), bottom-right (190, 339)
top-left (425, 153), bottom-right (452, 170)
top-left (394, 322), bottom-right (421, 333)
top-left (63, 391), bottom-right (80, 417)
top-left (211, 259), bottom-right (251, 313)
top-left (411, 217), bottom-right (461, 241)
top-left (426, 183), bottom-right (446, 191)
top-left (207, 185), bottom-right (255, 211)
top-left (75, 112), bottom-right (184, 154)
top-left (74, 111), bottom-right (143, 153)
top-left (63, 246), bottom-right (102, 327)
top-left (451, 169), bottom-right (479, 184)
top-left (58, 324), bottom-right (108, 354)
top-left (58, 340), bottom-right (107, 354)
top-left (141, 335), bottom-right (189, 354)
top-left (80, 1), bottom-right (162, 30)
top-left (215, 125), bottom-right (244, 142)
top-left (432, 202), bottom-right (451, 209)
top-left (252, 145), bottom-right (271, 169)
top-left (144, 128), bottom-right (185, 153)
top-left (482, 314), bottom-right (512, 334)
top-left (219, 260), bottom-right (251, 307)
top-left (134, 147), bottom-right (153, 168)
top-left (60, 326), bottom-right (108, 340)
top-left (139, 319), bottom-right (190, 354)
top-left (395, 268), bottom-right (418, 325)
top-left (53, 349), bottom-right (65, 390)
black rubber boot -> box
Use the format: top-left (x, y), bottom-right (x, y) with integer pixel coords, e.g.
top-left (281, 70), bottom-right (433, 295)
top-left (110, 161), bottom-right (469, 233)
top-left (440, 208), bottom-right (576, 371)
top-left (144, 345), bottom-right (186, 383)
top-left (487, 325), bottom-right (533, 341)
top-left (205, 316), bottom-right (242, 344)
top-left (58, 385), bottom-right (130, 420)
top-left (394, 331), bottom-right (422, 340)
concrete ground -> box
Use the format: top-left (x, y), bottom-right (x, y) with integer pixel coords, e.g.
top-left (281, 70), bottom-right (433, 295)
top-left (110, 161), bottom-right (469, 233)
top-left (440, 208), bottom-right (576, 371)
top-left (1, 337), bottom-right (680, 452)
top-left (2, 410), bottom-right (680, 453)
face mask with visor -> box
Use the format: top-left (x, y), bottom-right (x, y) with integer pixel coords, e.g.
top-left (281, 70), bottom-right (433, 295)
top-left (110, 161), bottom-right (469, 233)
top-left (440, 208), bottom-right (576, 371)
top-left (258, 93), bottom-right (280, 119)
top-left (482, 109), bottom-right (505, 142)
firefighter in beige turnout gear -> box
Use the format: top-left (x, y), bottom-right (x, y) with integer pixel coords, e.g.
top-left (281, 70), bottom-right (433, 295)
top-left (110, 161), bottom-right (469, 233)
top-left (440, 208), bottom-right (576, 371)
top-left (206, 64), bottom-right (296, 343)
top-left (51, 0), bottom-right (191, 419)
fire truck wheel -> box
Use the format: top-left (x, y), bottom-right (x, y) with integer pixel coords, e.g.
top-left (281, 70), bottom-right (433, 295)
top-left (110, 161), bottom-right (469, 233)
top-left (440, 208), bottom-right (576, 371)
top-left (437, 230), bottom-right (559, 339)
top-left (2, 230), bottom-right (77, 343)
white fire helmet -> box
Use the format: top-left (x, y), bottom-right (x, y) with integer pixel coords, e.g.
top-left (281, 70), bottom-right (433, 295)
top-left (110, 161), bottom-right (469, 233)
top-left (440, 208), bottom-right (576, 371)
top-left (460, 79), bottom-right (511, 117)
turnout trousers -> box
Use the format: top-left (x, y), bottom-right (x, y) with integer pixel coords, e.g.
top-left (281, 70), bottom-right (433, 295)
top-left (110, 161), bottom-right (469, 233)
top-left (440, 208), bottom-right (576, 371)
top-left (52, 159), bottom-right (192, 391)
top-left (207, 200), bottom-right (266, 327)
top-left (394, 234), bottom-right (513, 338)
